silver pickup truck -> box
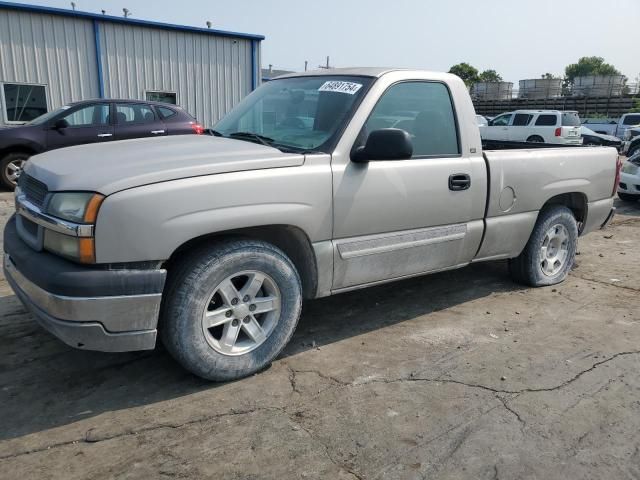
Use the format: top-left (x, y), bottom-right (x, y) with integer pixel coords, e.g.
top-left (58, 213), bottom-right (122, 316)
top-left (4, 68), bottom-right (619, 381)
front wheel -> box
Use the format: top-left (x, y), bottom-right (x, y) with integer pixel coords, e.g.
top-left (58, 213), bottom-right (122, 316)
top-left (509, 206), bottom-right (578, 287)
top-left (0, 152), bottom-right (30, 189)
top-left (161, 239), bottom-right (302, 381)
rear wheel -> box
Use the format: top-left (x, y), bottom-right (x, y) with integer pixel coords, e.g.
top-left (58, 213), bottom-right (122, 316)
top-left (509, 206), bottom-right (578, 287)
top-left (526, 135), bottom-right (544, 143)
top-left (618, 192), bottom-right (639, 203)
top-left (0, 152), bottom-right (30, 189)
top-left (161, 239), bottom-right (302, 381)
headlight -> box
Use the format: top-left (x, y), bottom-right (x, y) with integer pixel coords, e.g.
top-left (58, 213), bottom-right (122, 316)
top-left (47, 192), bottom-right (104, 223)
top-left (43, 192), bottom-right (104, 263)
top-left (622, 162), bottom-right (639, 175)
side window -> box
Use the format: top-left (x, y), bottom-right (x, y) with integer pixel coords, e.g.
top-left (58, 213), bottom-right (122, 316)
top-left (512, 114), bottom-right (532, 126)
top-left (535, 114), bottom-right (558, 126)
top-left (157, 107), bottom-right (178, 119)
top-left (362, 82), bottom-right (460, 157)
top-left (115, 104), bottom-right (156, 124)
top-left (62, 104), bottom-right (109, 127)
top-left (623, 114), bottom-right (640, 126)
top-left (491, 114), bottom-right (512, 126)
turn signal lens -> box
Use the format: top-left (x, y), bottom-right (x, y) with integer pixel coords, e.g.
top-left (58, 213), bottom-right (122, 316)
top-left (83, 194), bottom-right (105, 223)
top-left (79, 238), bottom-right (96, 264)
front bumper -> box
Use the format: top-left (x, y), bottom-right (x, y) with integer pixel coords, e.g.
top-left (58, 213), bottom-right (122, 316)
top-left (618, 171), bottom-right (640, 195)
top-left (4, 217), bottom-right (166, 352)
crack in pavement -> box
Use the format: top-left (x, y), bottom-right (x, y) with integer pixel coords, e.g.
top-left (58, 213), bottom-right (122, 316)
top-left (286, 413), bottom-right (364, 480)
top-left (572, 275), bottom-right (640, 293)
top-left (0, 405), bottom-right (284, 461)
top-left (496, 394), bottom-right (526, 433)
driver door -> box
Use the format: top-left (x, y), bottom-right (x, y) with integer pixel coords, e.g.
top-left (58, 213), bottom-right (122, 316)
top-left (46, 103), bottom-right (114, 150)
top-left (484, 113), bottom-right (512, 141)
top-left (331, 81), bottom-right (486, 290)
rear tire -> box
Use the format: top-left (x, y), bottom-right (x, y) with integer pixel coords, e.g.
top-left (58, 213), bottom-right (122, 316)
top-left (0, 152), bottom-right (30, 189)
top-left (618, 192), bottom-right (639, 203)
top-left (509, 206), bottom-right (578, 287)
top-left (526, 135), bottom-right (545, 143)
top-left (161, 238), bottom-right (302, 381)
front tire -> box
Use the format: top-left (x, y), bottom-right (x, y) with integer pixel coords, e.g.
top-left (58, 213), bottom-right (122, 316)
top-left (627, 144), bottom-right (639, 158)
top-left (161, 239), bottom-right (302, 381)
top-left (618, 192), bottom-right (639, 203)
top-left (0, 152), bottom-right (30, 189)
top-left (509, 206), bottom-right (578, 287)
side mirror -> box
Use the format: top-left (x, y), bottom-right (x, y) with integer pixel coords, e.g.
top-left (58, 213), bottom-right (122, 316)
top-left (351, 128), bottom-right (413, 162)
top-left (53, 119), bottom-right (69, 130)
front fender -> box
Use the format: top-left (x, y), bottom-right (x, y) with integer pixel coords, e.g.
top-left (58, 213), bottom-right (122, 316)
top-left (94, 164), bottom-right (332, 263)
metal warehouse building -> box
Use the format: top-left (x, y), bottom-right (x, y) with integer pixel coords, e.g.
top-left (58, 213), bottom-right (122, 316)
top-left (0, 1), bottom-right (263, 127)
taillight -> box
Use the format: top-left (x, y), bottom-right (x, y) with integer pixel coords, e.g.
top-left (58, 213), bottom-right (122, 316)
top-left (613, 156), bottom-right (622, 196)
top-left (555, 127), bottom-right (562, 137)
top-left (191, 123), bottom-right (204, 135)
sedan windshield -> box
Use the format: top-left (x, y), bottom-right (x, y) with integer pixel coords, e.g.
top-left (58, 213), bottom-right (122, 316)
top-left (27, 105), bottom-right (72, 126)
top-left (214, 76), bottom-right (373, 152)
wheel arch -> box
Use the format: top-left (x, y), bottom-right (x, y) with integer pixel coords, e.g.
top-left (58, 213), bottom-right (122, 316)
top-left (539, 192), bottom-right (587, 230)
top-left (0, 144), bottom-right (39, 160)
top-left (164, 224), bottom-right (319, 300)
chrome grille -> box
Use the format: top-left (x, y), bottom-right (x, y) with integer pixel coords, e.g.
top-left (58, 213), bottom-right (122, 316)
top-left (19, 175), bottom-right (48, 207)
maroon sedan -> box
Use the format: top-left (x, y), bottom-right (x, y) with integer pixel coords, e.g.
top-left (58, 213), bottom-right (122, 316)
top-left (0, 99), bottom-right (205, 188)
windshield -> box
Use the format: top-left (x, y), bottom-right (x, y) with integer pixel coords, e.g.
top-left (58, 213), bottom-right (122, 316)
top-left (623, 114), bottom-right (640, 126)
top-left (27, 105), bottom-right (72, 126)
top-left (561, 112), bottom-right (581, 127)
top-left (214, 76), bottom-right (373, 152)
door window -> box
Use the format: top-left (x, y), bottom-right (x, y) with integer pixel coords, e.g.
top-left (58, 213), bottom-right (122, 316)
top-left (362, 82), bottom-right (460, 157)
top-left (115, 104), bottom-right (156, 124)
top-left (490, 114), bottom-right (512, 126)
top-left (2, 84), bottom-right (48, 123)
top-left (62, 104), bottom-right (109, 127)
top-left (535, 114), bottom-right (558, 126)
top-left (512, 114), bottom-right (533, 126)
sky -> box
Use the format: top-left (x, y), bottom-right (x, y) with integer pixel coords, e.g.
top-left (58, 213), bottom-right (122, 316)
top-left (24, 0), bottom-right (640, 85)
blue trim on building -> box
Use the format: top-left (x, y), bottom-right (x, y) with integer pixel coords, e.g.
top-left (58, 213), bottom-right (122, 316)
top-left (251, 41), bottom-right (257, 90)
top-left (0, 1), bottom-right (265, 41)
top-left (93, 20), bottom-right (105, 98)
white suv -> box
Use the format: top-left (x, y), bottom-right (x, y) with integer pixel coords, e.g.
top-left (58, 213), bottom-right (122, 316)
top-left (480, 110), bottom-right (583, 145)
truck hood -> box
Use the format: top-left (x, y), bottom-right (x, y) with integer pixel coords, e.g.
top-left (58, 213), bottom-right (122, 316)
top-left (24, 135), bottom-right (305, 195)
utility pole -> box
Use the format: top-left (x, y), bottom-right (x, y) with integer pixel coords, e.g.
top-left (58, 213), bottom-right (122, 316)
top-left (318, 56), bottom-right (331, 69)
top-left (70, 2), bottom-right (76, 10)
top-left (123, 8), bottom-right (131, 18)
top-left (304, 60), bottom-right (308, 72)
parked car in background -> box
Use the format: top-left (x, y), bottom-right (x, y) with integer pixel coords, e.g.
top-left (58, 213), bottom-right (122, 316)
top-left (618, 151), bottom-right (640, 202)
top-left (480, 110), bottom-right (583, 145)
top-left (0, 99), bottom-right (204, 189)
top-left (623, 127), bottom-right (640, 156)
top-left (581, 126), bottom-right (623, 150)
top-left (583, 114), bottom-right (640, 138)
top-left (476, 115), bottom-right (489, 126)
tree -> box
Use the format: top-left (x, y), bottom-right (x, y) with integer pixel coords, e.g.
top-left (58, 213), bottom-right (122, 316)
top-left (564, 56), bottom-right (621, 85)
top-left (479, 69), bottom-right (503, 82)
top-left (541, 73), bottom-right (559, 79)
top-left (448, 63), bottom-right (479, 87)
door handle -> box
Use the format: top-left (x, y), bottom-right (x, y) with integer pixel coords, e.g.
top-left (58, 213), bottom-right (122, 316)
top-left (449, 174), bottom-right (471, 191)
top-left (151, 130), bottom-right (166, 135)
top-left (97, 133), bottom-right (113, 138)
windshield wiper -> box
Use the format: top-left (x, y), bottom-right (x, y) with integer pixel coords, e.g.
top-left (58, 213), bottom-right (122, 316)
top-left (228, 131), bottom-right (275, 147)
top-left (208, 129), bottom-right (224, 137)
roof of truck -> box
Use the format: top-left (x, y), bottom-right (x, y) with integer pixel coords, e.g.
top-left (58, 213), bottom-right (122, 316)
top-left (277, 67), bottom-right (419, 79)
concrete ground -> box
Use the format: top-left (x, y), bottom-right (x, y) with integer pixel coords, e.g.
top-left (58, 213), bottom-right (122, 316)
top-left (1, 191), bottom-right (640, 480)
